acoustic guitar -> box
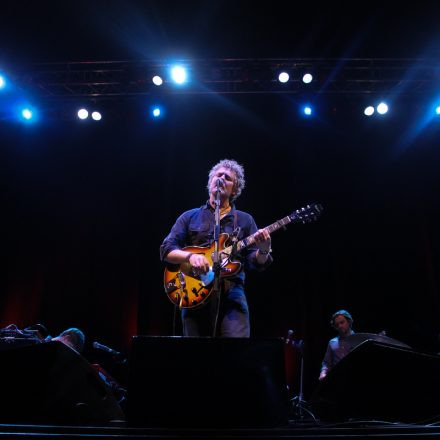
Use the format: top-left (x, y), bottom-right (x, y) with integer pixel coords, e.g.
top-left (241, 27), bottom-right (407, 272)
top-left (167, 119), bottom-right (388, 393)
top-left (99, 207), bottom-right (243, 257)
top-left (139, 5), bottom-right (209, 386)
top-left (163, 203), bottom-right (323, 309)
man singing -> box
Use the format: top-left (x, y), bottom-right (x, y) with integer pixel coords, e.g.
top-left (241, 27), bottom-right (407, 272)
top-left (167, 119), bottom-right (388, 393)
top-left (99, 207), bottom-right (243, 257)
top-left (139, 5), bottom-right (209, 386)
top-left (160, 159), bottom-right (272, 337)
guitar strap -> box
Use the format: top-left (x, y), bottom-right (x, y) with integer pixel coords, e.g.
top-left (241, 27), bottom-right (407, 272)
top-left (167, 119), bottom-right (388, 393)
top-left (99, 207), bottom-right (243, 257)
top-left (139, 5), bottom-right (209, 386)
top-left (230, 211), bottom-right (242, 260)
top-left (224, 211), bottom-right (239, 292)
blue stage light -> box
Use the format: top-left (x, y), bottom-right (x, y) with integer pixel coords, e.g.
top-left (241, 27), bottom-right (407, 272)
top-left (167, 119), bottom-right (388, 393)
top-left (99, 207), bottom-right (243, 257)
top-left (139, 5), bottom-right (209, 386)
top-left (0, 75), bottom-right (5, 89)
top-left (152, 107), bottom-right (162, 118)
top-left (18, 105), bottom-right (38, 123)
top-left (21, 108), bottom-right (33, 120)
top-left (170, 65), bottom-right (187, 85)
top-left (303, 106), bottom-right (312, 116)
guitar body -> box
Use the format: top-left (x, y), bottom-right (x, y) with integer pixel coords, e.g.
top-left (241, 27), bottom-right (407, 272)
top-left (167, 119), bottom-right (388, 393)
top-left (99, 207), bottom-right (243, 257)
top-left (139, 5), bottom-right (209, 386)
top-left (163, 233), bottom-right (241, 309)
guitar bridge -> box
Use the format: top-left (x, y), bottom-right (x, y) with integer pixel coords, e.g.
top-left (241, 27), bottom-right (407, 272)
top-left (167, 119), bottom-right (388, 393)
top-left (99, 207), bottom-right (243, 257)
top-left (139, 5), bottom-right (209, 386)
top-left (177, 272), bottom-right (186, 288)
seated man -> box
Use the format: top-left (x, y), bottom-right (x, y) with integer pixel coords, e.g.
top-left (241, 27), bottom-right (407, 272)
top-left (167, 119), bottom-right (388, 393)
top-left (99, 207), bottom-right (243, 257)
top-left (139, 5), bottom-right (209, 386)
top-left (319, 309), bottom-right (354, 381)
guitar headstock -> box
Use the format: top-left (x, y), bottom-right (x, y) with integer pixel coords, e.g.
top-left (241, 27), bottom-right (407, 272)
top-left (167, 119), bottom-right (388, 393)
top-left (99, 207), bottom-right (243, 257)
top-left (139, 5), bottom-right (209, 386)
top-left (289, 203), bottom-right (323, 224)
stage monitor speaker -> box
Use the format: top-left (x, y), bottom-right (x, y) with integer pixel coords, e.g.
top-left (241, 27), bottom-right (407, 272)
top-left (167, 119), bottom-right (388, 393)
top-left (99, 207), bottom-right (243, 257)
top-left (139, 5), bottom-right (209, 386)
top-left (0, 341), bottom-right (125, 425)
top-left (127, 336), bottom-right (289, 428)
top-left (311, 340), bottom-right (440, 422)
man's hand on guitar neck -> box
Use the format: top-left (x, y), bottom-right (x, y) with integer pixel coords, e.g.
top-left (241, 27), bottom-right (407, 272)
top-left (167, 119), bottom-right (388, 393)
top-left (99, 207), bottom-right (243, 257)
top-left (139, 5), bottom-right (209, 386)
top-left (254, 229), bottom-right (272, 263)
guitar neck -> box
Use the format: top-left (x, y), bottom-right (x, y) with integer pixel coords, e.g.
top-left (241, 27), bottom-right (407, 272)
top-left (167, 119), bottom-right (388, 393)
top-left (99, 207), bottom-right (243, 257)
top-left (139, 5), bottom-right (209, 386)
top-left (234, 215), bottom-right (293, 253)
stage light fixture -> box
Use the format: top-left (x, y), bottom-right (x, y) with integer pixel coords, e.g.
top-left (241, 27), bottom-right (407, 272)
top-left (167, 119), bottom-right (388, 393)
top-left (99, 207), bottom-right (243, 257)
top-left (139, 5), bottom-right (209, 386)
top-left (91, 111), bottom-right (102, 121)
top-left (170, 65), bottom-right (187, 85)
top-left (364, 106), bottom-right (375, 116)
top-left (22, 109), bottom-right (32, 119)
top-left (21, 108), bottom-right (34, 121)
top-left (303, 105), bottom-right (313, 116)
top-left (278, 72), bottom-right (289, 83)
top-left (152, 75), bottom-right (163, 86)
top-left (376, 102), bottom-right (389, 115)
top-left (152, 106), bottom-right (162, 118)
top-left (436, 106), bottom-right (440, 115)
top-left (0, 75), bottom-right (5, 89)
top-left (77, 108), bottom-right (89, 119)
top-left (302, 73), bottom-right (313, 84)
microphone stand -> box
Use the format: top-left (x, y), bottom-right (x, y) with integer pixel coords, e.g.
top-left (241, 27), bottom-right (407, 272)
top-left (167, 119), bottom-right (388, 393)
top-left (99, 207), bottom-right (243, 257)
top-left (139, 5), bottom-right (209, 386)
top-left (211, 180), bottom-right (223, 337)
top-left (289, 338), bottom-right (318, 422)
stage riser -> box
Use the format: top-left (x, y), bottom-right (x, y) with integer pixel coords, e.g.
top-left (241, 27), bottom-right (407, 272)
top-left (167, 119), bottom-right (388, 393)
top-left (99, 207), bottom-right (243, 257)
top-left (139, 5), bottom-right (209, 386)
top-left (127, 336), bottom-right (289, 428)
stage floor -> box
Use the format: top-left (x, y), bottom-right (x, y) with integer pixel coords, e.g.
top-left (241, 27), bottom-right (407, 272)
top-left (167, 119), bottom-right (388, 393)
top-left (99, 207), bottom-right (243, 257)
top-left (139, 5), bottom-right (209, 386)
top-left (2, 421), bottom-right (440, 440)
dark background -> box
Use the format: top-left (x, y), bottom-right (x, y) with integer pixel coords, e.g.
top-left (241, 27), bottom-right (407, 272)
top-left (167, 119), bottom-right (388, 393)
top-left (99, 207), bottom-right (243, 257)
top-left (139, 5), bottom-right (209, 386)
top-left (1, 1), bottom-right (440, 61)
top-left (1, 0), bottom-right (440, 397)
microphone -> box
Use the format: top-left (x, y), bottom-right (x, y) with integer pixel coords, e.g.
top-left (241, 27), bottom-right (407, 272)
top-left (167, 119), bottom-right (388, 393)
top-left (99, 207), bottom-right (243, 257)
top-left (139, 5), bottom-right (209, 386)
top-left (93, 341), bottom-right (122, 358)
top-left (217, 177), bottom-right (225, 188)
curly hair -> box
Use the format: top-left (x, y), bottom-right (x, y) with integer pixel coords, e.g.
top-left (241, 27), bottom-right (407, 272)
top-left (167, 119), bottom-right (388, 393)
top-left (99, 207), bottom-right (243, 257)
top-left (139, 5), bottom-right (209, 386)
top-left (207, 159), bottom-right (245, 202)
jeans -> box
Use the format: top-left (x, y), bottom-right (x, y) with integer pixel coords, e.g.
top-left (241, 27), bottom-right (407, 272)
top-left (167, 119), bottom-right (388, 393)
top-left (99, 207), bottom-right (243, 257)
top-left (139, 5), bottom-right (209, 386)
top-left (181, 282), bottom-right (250, 337)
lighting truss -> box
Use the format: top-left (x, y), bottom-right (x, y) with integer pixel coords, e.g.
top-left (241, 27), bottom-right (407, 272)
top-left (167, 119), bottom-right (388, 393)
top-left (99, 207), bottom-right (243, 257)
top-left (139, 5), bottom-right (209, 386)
top-left (9, 58), bottom-right (440, 100)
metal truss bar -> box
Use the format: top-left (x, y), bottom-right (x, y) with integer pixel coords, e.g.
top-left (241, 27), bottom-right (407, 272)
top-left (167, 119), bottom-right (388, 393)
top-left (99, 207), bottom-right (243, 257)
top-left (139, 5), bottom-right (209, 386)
top-left (9, 58), bottom-right (440, 99)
